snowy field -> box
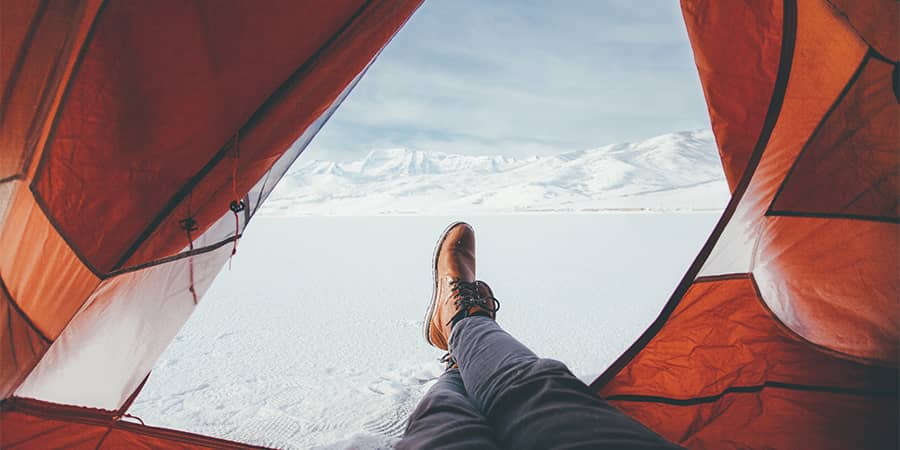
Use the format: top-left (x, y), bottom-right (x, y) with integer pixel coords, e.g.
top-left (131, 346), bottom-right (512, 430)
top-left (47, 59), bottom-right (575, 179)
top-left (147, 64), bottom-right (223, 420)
top-left (131, 213), bottom-right (720, 449)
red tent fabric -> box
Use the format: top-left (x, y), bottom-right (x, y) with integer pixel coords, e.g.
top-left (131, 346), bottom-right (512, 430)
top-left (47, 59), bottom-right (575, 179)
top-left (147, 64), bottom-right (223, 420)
top-left (592, 0), bottom-right (898, 448)
top-left (1, 0), bottom-right (422, 447)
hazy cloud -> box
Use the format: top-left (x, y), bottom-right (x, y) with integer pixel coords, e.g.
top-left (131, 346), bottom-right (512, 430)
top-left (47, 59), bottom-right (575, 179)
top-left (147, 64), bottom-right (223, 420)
top-left (305, 0), bottom-right (711, 161)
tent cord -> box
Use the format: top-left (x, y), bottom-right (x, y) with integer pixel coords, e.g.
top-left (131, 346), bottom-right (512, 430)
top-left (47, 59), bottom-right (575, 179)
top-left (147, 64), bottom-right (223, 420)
top-left (229, 133), bottom-right (244, 270)
top-left (179, 212), bottom-right (199, 305)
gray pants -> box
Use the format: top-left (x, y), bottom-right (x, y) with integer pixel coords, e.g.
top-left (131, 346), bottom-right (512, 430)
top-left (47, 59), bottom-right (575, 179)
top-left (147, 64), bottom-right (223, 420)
top-left (398, 316), bottom-right (681, 449)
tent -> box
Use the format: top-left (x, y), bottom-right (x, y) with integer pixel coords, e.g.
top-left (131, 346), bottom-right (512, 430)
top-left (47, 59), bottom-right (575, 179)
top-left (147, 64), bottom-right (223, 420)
top-left (0, 0), bottom-right (422, 446)
top-left (1, 0), bottom-right (896, 448)
top-left (593, 1), bottom-right (899, 448)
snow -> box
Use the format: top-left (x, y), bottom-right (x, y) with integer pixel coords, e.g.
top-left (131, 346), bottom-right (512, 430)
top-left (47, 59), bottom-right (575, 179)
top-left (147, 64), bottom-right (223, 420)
top-left (129, 130), bottom-right (729, 448)
top-left (262, 130), bottom-right (727, 216)
top-left (131, 213), bottom-right (722, 449)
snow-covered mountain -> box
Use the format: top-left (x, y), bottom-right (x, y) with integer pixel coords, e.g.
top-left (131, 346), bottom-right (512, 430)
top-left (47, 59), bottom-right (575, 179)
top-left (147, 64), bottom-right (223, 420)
top-left (259, 130), bottom-right (729, 215)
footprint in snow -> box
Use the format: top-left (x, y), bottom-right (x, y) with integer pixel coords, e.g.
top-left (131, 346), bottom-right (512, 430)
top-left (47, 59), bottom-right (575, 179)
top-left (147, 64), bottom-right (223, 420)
top-left (361, 396), bottom-right (416, 438)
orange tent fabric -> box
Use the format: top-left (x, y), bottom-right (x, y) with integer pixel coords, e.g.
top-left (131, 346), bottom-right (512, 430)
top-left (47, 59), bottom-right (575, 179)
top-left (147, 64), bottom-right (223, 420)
top-left (1, 0), bottom-right (422, 447)
top-left (592, 0), bottom-right (898, 448)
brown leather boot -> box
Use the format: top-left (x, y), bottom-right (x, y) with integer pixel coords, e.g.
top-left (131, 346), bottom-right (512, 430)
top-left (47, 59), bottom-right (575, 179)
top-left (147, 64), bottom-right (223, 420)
top-left (424, 222), bottom-right (500, 350)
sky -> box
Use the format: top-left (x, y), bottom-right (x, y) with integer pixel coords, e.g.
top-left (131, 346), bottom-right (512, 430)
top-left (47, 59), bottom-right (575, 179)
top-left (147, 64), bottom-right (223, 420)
top-left (305, 0), bottom-right (712, 162)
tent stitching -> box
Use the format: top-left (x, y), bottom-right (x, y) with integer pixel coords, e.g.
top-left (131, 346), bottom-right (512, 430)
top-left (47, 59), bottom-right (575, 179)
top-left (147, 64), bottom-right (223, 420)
top-left (766, 49), bottom-right (899, 224)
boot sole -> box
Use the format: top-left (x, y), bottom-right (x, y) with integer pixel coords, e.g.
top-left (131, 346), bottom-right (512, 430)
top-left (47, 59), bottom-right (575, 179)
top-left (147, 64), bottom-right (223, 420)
top-left (423, 221), bottom-right (469, 348)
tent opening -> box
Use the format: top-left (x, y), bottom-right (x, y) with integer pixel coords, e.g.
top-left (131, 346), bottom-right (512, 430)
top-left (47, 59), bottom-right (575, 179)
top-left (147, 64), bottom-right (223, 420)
top-left (125, 2), bottom-right (727, 447)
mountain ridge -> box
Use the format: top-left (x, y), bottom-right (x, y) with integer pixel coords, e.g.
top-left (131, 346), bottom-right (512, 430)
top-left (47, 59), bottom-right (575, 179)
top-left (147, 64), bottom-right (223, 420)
top-left (260, 130), bottom-right (729, 216)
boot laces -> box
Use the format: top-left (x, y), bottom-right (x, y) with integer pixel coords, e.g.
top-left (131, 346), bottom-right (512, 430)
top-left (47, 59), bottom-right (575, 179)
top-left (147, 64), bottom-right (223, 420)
top-left (439, 352), bottom-right (458, 371)
top-left (443, 281), bottom-right (500, 367)
top-left (449, 280), bottom-right (500, 317)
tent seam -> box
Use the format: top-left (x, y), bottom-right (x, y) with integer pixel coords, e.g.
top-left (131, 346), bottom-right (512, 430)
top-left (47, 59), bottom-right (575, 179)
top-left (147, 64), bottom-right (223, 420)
top-left (1, 275), bottom-right (52, 344)
top-left (764, 50), bottom-right (898, 223)
top-left (604, 380), bottom-right (898, 406)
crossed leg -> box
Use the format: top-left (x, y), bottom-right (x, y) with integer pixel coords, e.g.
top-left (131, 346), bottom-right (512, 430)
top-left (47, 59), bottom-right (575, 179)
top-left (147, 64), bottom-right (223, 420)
top-left (400, 316), bottom-right (681, 449)
top-left (398, 369), bottom-right (500, 449)
top-left (450, 316), bottom-right (681, 449)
